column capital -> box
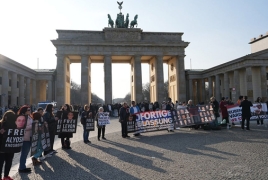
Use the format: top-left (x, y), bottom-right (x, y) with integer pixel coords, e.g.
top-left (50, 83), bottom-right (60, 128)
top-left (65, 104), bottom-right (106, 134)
top-left (56, 54), bottom-right (65, 58)
top-left (80, 54), bottom-right (89, 59)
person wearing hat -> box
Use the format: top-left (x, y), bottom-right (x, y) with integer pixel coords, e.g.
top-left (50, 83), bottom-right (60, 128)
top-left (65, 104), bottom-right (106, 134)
top-left (130, 101), bottom-right (141, 136)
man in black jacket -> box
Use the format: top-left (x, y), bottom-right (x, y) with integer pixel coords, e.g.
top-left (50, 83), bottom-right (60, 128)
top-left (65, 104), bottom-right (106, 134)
top-left (119, 102), bottom-right (130, 138)
top-left (240, 96), bottom-right (253, 130)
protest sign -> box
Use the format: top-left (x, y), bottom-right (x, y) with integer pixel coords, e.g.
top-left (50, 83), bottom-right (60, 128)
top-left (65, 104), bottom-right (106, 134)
top-left (127, 115), bottom-right (136, 132)
top-left (98, 112), bottom-right (110, 126)
top-left (31, 121), bottom-right (39, 156)
top-left (135, 110), bottom-right (174, 132)
top-left (42, 122), bottom-right (51, 151)
top-left (56, 111), bottom-right (78, 133)
top-left (0, 112), bottom-right (26, 153)
top-left (197, 105), bottom-right (215, 123)
top-left (176, 108), bottom-right (195, 127)
top-left (85, 118), bottom-right (95, 131)
top-left (250, 103), bottom-right (268, 120)
top-left (227, 105), bottom-right (242, 123)
top-left (228, 103), bottom-right (268, 124)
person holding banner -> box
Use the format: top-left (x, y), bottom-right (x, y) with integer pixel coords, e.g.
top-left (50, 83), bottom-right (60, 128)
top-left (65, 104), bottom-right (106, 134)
top-left (256, 97), bottom-right (264, 126)
top-left (43, 104), bottom-right (58, 156)
top-left (220, 97), bottom-right (230, 125)
top-left (31, 112), bottom-right (43, 166)
top-left (210, 97), bottom-right (220, 125)
top-left (81, 104), bottom-right (93, 144)
top-left (18, 105), bottom-right (33, 173)
top-left (0, 111), bottom-right (16, 180)
top-left (95, 107), bottom-right (107, 141)
top-left (59, 104), bottom-right (73, 149)
top-left (130, 101), bottom-right (141, 136)
top-left (240, 96), bottom-right (253, 130)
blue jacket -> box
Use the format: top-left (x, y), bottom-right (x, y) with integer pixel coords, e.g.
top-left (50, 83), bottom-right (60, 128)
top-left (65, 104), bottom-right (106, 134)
top-left (130, 105), bottom-right (141, 115)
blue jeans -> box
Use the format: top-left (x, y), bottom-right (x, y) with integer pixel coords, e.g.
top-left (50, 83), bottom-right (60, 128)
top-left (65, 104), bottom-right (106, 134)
top-left (33, 135), bottom-right (43, 159)
top-left (83, 124), bottom-right (90, 142)
top-left (19, 140), bottom-right (31, 170)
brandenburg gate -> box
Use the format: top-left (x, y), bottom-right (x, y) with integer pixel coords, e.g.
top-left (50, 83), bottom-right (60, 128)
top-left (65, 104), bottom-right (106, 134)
top-left (52, 2), bottom-right (189, 106)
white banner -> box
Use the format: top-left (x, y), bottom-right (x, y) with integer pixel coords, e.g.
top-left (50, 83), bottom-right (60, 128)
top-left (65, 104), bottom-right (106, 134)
top-left (98, 112), bottom-right (110, 126)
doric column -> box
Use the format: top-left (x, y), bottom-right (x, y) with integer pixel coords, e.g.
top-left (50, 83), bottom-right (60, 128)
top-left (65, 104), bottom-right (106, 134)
top-left (188, 79), bottom-right (193, 101)
top-left (155, 55), bottom-right (164, 102)
top-left (133, 55), bottom-right (143, 103)
top-left (177, 56), bottom-right (186, 102)
top-left (224, 72), bottom-right (229, 98)
top-left (1, 70), bottom-right (9, 107)
top-left (81, 55), bottom-right (90, 105)
top-left (19, 75), bottom-right (25, 106)
top-left (104, 55), bottom-right (112, 104)
top-left (196, 80), bottom-right (200, 103)
top-left (208, 77), bottom-right (212, 98)
top-left (25, 78), bottom-right (31, 105)
top-left (233, 70), bottom-right (240, 99)
top-left (32, 79), bottom-right (36, 105)
top-left (215, 74), bottom-right (220, 101)
top-left (246, 67), bottom-right (253, 101)
top-left (201, 78), bottom-right (205, 102)
top-left (56, 54), bottom-right (66, 107)
top-left (11, 72), bottom-right (18, 106)
top-left (260, 66), bottom-right (267, 99)
top-left (48, 80), bottom-right (53, 102)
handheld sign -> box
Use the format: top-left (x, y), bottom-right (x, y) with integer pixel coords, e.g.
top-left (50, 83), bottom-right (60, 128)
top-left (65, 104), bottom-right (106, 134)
top-left (98, 112), bottom-right (110, 126)
top-left (1, 111), bottom-right (27, 153)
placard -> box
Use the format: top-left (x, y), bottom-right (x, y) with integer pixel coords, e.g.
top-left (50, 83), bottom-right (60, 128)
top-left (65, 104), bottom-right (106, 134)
top-left (85, 118), bottom-right (95, 131)
top-left (98, 112), bottom-right (110, 126)
top-left (135, 110), bottom-right (174, 132)
top-left (1, 112), bottom-right (26, 153)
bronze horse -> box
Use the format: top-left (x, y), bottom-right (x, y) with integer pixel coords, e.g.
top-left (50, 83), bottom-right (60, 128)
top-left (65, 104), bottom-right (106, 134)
top-left (130, 14), bottom-right (138, 28)
top-left (108, 14), bottom-right (114, 28)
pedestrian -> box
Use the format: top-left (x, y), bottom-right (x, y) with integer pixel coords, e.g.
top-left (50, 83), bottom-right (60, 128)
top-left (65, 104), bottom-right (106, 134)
top-left (95, 107), bottom-right (107, 140)
top-left (18, 105), bottom-right (33, 173)
top-left (240, 96), bottom-right (253, 130)
top-left (255, 97), bottom-right (263, 126)
top-left (220, 97), bottom-right (229, 125)
top-left (43, 104), bottom-right (58, 156)
top-left (130, 101), bottom-right (141, 136)
top-left (31, 112), bottom-right (43, 165)
top-left (59, 104), bottom-right (73, 149)
top-left (0, 111), bottom-right (16, 180)
top-left (119, 102), bottom-right (130, 138)
top-left (210, 97), bottom-right (220, 125)
top-left (81, 104), bottom-right (93, 143)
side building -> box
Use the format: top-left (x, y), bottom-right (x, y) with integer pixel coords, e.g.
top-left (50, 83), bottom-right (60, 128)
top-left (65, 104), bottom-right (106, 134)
top-left (186, 31), bottom-right (268, 104)
top-left (0, 54), bottom-right (56, 107)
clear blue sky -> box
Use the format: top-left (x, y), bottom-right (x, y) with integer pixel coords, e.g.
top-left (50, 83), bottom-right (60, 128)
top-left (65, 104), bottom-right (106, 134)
top-left (1, 0), bottom-right (268, 99)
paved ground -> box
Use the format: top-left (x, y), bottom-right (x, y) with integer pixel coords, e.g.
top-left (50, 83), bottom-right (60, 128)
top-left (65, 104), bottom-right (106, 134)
top-left (9, 116), bottom-right (121, 177)
top-left (11, 121), bottom-right (268, 180)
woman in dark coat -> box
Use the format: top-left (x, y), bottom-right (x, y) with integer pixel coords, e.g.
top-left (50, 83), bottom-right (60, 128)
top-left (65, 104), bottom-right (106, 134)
top-left (0, 111), bottom-right (16, 180)
top-left (59, 104), bottom-right (73, 149)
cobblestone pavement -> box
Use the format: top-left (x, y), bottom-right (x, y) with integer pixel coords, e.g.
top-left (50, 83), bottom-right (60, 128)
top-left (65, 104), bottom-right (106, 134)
top-left (9, 116), bottom-right (121, 177)
top-left (11, 123), bottom-right (268, 180)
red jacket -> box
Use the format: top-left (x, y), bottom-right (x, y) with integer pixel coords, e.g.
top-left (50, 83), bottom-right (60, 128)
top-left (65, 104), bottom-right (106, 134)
top-left (220, 101), bottom-right (228, 118)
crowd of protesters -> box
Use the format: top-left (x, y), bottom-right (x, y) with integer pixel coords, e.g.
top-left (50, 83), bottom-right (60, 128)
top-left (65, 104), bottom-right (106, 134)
top-left (1, 95), bottom-right (267, 179)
